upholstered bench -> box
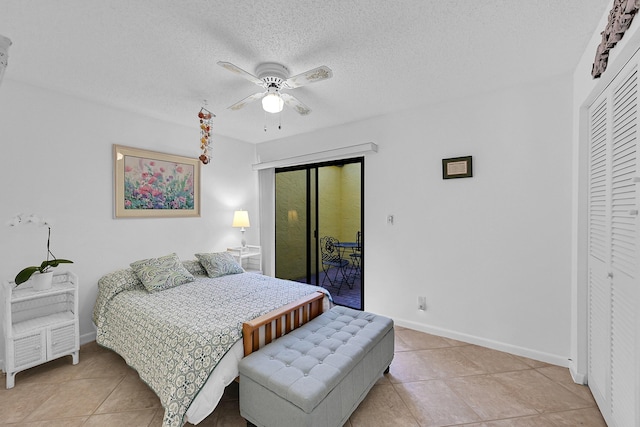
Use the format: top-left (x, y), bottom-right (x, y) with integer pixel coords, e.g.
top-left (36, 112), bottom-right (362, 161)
top-left (238, 306), bottom-right (394, 427)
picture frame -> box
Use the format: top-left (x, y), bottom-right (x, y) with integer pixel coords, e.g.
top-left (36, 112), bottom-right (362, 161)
top-left (113, 144), bottom-right (201, 218)
top-left (442, 156), bottom-right (473, 179)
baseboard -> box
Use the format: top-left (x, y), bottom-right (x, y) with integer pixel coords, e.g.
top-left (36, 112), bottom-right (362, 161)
top-left (10, 327), bottom-right (575, 377)
top-left (80, 331), bottom-right (97, 346)
top-left (393, 318), bottom-right (571, 368)
top-left (569, 362), bottom-right (587, 385)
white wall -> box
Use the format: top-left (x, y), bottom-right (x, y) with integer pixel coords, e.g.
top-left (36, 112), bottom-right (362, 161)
top-left (0, 79), bottom-right (259, 366)
top-left (0, 71), bottom-right (577, 368)
top-left (258, 74), bottom-right (574, 365)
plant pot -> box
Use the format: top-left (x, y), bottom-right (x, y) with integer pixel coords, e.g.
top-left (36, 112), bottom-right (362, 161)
top-left (32, 271), bottom-right (53, 291)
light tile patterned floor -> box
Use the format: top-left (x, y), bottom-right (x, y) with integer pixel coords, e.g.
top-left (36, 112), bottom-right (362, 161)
top-left (0, 327), bottom-right (606, 426)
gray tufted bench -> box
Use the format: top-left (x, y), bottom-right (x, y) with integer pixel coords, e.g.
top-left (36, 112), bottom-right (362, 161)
top-left (238, 306), bottom-right (394, 427)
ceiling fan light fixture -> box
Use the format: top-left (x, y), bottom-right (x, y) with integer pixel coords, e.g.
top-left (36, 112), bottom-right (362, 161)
top-left (218, 61), bottom-right (332, 116)
top-left (262, 92), bottom-right (284, 113)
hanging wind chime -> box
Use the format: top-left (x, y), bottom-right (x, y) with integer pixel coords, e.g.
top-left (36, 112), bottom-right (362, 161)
top-left (198, 104), bottom-right (215, 164)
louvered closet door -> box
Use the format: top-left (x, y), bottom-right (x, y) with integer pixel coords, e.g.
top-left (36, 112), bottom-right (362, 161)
top-left (609, 64), bottom-right (639, 427)
top-left (588, 60), bottom-right (640, 427)
top-left (588, 90), bottom-right (611, 416)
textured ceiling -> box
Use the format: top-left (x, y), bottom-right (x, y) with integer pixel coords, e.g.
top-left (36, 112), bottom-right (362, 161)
top-left (0, 0), bottom-right (610, 144)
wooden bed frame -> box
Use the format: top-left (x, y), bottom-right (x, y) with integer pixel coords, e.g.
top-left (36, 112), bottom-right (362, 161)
top-left (242, 291), bottom-right (325, 356)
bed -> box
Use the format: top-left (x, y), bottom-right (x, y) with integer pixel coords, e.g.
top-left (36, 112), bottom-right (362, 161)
top-left (92, 255), bottom-right (331, 427)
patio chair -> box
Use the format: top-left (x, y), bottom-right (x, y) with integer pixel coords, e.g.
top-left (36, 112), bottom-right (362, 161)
top-left (320, 236), bottom-right (350, 294)
top-left (349, 231), bottom-right (362, 277)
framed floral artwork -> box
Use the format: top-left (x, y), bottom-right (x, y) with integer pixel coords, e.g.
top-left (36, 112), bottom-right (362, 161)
top-left (113, 145), bottom-right (201, 218)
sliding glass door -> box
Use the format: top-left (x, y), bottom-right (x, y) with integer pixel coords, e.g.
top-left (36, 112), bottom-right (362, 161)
top-left (274, 168), bottom-right (316, 283)
top-left (275, 158), bottom-right (363, 310)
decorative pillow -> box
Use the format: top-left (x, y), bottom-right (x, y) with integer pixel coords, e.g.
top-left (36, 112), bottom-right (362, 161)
top-left (130, 253), bottom-right (195, 293)
top-left (195, 252), bottom-right (244, 278)
top-left (182, 259), bottom-right (207, 276)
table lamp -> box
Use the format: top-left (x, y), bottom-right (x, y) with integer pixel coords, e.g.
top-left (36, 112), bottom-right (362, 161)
top-left (232, 210), bottom-right (250, 248)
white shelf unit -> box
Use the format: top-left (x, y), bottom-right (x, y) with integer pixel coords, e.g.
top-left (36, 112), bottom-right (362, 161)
top-left (2, 271), bottom-right (79, 389)
top-left (227, 245), bottom-right (262, 274)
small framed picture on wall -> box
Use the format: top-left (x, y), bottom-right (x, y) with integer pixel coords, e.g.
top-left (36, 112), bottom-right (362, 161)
top-left (442, 156), bottom-right (473, 179)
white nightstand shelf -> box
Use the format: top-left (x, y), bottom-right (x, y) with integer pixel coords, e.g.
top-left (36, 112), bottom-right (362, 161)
top-left (2, 271), bottom-right (79, 389)
top-left (227, 245), bottom-right (262, 274)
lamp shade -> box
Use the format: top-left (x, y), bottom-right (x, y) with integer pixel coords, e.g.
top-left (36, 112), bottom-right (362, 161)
top-left (0, 35), bottom-right (12, 87)
top-left (262, 93), bottom-right (284, 113)
top-left (232, 210), bottom-right (250, 228)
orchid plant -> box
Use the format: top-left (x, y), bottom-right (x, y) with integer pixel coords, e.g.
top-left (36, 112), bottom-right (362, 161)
top-left (8, 213), bottom-right (73, 285)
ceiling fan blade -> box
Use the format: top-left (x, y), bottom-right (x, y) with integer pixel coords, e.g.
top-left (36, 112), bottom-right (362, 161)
top-left (283, 65), bottom-right (333, 89)
top-left (281, 93), bottom-right (311, 115)
top-left (217, 61), bottom-right (265, 87)
top-left (227, 92), bottom-right (265, 111)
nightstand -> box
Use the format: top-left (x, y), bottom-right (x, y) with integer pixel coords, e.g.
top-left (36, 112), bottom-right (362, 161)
top-left (227, 245), bottom-right (262, 274)
top-left (2, 271), bottom-right (79, 389)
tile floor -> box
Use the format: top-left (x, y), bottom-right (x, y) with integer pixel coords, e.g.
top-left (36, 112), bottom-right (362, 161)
top-left (0, 327), bottom-right (606, 426)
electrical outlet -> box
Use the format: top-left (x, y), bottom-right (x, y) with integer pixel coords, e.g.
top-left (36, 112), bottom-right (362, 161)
top-left (418, 296), bottom-right (426, 311)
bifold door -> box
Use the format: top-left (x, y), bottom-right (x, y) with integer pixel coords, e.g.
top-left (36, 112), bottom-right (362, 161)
top-left (587, 57), bottom-right (640, 427)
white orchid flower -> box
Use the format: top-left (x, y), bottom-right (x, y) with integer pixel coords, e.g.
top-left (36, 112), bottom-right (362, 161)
top-left (7, 213), bottom-right (23, 226)
top-left (8, 212), bottom-right (72, 286)
top-left (7, 213), bottom-right (50, 227)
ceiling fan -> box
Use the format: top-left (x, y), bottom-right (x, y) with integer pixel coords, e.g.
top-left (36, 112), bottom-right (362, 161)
top-left (217, 61), bottom-right (333, 115)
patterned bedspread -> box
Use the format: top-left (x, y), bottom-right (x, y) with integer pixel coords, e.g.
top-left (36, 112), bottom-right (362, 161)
top-left (93, 268), bottom-right (329, 427)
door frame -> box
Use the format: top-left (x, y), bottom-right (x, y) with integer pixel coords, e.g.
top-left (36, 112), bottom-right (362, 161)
top-left (275, 157), bottom-right (365, 309)
top-left (574, 17), bottom-right (640, 426)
